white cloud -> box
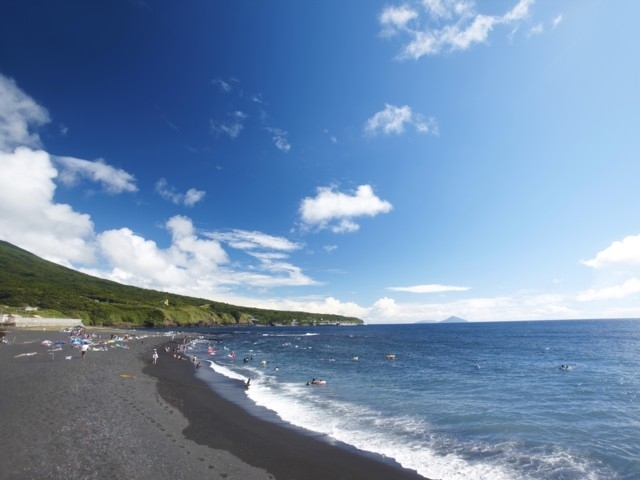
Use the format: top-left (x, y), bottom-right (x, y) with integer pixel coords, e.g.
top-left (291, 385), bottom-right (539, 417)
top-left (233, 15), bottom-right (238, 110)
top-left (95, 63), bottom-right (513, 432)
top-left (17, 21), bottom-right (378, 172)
top-left (577, 278), bottom-right (640, 302)
top-left (380, 5), bottom-right (419, 35)
top-left (0, 74), bottom-right (50, 151)
top-left (527, 23), bottom-right (543, 37)
top-left (421, 0), bottom-right (457, 19)
top-left (210, 110), bottom-right (247, 139)
top-left (208, 229), bottom-right (302, 252)
top-left (211, 77), bottom-right (234, 93)
top-left (581, 234), bottom-right (640, 268)
top-left (381, 0), bottom-right (536, 59)
top-left (242, 295), bottom-right (368, 320)
top-left (54, 155), bottom-right (138, 194)
top-left (388, 284), bottom-right (470, 293)
top-left (365, 104), bottom-right (438, 136)
top-left (266, 127), bottom-right (291, 153)
top-left (552, 14), bottom-right (563, 29)
top-left (183, 188), bottom-right (206, 206)
top-left (97, 227), bottom-right (189, 288)
top-left (0, 147), bottom-right (96, 265)
top-left (360, 290), bottom-right (578, 324)
top-left (155, 178), bottom-right (206, 207)
top-left (94, 217), bottom-right (315, 292)
top-left (203, 229), bottom-right (315, 288)
top-left (413, 114), bottom-right (439, 135)
top-left (93, 217), bottom-right (223, 291)
top-left (299, 184), bottom-right (393, 233)
top-left (502, 0), bottom-right (534, 23)
top-left (210, 78), bottom-right (294, 154)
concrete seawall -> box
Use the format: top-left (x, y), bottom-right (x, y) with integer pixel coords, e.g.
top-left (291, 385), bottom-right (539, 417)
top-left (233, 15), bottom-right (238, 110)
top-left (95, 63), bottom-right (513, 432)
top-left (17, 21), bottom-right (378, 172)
top-left (2, 317), bottom-right (83, 328)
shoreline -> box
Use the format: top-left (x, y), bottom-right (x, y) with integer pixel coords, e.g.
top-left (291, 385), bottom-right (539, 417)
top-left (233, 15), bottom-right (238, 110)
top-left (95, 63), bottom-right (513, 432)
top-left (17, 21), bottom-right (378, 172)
top-left (146, 339), bottom-right (429, 480)
top-left (0, 328), bottom-right (431, 480)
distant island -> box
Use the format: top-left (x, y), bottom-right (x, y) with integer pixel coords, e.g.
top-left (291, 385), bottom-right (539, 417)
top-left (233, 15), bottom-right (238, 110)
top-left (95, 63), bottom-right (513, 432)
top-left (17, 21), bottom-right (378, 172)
top-left (440, 316), bottom-right (468, 323)
top-left (415, 315), bottom-right (468, 324)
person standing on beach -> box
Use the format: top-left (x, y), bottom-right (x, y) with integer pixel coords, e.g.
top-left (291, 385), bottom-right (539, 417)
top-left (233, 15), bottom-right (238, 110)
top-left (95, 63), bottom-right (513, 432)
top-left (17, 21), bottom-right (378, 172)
top-left (152, 349), bottom-right (159, 365)
top-left (81, 343), bottom-right (89, 359)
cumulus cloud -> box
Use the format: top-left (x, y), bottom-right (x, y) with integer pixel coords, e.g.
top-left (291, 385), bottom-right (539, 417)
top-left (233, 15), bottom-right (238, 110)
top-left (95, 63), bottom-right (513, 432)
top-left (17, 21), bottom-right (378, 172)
top-left (299, 184), bottom-right (393, 233)
top-left (581, 234), bottom-right (640, 268)
top-left (183, 188), bottom-right (206, 206)
top-left (0, 73), bottom-right (138, 266)
top-left (155, 178), bottom-right (206, 207)
top-left (388, 284), bottom-right (470, 293)
top-left (380, 0), bottom-right (536, 59)
top-left (54, 155), bottom-right (138, 194)
top-left (93, 216), bottom-right (317, 294)
top-left (0, 74), bottom-right (50, 151)
top-left (365, 104), bottom-right (438, 136)
top-left (0, 148), bottom-right (96, 265)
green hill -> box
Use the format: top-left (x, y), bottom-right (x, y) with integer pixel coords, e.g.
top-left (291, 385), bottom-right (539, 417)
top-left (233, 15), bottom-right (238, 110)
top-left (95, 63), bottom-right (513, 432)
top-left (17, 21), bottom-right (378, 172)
top-left (0, 240), bottom-right (363, 328)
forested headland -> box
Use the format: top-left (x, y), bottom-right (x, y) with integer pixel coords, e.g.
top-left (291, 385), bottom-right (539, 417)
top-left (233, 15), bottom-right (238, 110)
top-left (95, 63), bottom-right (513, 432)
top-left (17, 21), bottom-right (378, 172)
top-left (0, 241), bottom-right (363, 328)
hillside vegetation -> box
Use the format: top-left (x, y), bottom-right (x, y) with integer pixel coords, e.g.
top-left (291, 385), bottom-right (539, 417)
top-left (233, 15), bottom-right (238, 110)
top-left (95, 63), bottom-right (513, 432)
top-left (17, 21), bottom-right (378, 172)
top-left (0, 241), bottom-right (363, 327)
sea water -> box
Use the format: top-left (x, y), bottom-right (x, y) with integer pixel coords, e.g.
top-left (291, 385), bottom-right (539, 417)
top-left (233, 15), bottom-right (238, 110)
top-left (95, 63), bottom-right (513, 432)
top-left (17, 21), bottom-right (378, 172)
top-left (182, 320), bottom-right (640, 480)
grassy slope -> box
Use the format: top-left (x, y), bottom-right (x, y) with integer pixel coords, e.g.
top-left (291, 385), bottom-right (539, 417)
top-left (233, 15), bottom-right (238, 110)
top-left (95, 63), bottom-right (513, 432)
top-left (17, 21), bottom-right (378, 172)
top-left (0, 240), bottom-right (362, 327)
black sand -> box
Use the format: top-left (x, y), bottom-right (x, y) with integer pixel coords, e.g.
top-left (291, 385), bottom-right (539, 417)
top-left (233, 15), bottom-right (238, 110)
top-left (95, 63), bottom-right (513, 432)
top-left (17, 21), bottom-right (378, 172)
top-left (0, 328), bottom-right (429, 480)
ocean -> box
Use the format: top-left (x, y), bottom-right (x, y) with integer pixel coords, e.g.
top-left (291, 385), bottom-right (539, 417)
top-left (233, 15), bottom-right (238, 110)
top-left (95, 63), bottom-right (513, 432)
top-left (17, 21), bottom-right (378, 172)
top-left (180, 319), bottom-right (640, 480)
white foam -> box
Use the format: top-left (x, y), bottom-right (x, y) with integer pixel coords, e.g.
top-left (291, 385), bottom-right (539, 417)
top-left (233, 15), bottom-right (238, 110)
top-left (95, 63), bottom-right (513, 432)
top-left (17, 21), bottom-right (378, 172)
top-left (188, 332), bottom-right (607, 480)
top-left (244, 379), bottom-right (517, 480)
top-left (261, 332), bottom-right (319, 337)
top-left (206, 360), bottom-right (248, 382)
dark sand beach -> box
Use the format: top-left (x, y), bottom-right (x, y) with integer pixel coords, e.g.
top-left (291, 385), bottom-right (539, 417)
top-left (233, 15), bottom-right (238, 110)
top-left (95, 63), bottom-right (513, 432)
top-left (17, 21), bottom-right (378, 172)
top-left (0, 328), bottom-right (428, 480)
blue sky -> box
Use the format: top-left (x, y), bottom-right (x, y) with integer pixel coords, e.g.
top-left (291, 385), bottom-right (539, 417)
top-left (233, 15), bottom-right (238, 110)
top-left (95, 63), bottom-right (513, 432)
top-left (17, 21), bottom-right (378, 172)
top-left (1, 0), bottom-right (639, 323)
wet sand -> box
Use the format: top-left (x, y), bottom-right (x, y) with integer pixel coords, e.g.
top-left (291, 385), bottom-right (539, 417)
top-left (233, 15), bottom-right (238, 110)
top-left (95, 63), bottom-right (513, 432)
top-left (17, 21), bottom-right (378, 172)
top-left (0, 328), bottom-right (428, 480)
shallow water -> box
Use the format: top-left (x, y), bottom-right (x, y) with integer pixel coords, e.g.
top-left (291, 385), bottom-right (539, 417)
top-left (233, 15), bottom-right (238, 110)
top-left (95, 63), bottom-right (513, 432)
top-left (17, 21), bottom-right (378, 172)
top-left (184, 320), bottom-right (640, 480)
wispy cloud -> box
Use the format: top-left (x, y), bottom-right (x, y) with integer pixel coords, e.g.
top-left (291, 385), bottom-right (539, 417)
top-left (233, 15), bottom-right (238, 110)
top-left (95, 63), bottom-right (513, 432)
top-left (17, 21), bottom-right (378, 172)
top-left (552, 14), bottom-right (563, 29)
top-left (267, 127), bottom-right (291, 153)
top-left (210, 77), bottom-right (291, 152)
top-left (365, 104), bottom-right (438, 136)
top-left (211, 77), bottom-right (235, 93)
top-left (299, 184), bottom-right (392, 233)
top-left (207, 229), bottom-right (302, 252)
top-left (205, 229), bottom-right (316, 288)
top-left (527, 23), bottom-right (543, 37)
top-left (54, 155), bottom-right (138, 194)
top-left (388, 284), bottom-right (470, 293)
top-left (0, 74), bottom-right (50, 151)
top-left (380, 0), bottom-right (536, 59)
top-left (210, 110), bottom-right (247, 139)
top-left (577, 278), bottom-right (640, 302)
top-left (155, 178), bottom-right (206, 207)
